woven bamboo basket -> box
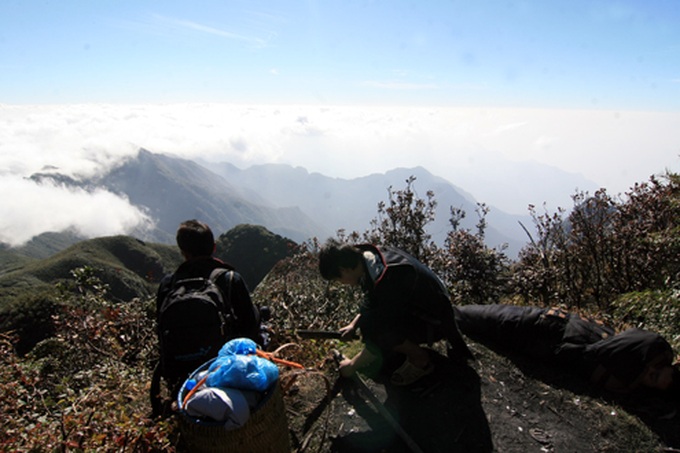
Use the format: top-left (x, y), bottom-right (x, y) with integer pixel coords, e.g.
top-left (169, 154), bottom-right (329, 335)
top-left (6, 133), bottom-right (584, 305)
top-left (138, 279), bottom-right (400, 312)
top-left (177, 359), bottom-right (291, 453)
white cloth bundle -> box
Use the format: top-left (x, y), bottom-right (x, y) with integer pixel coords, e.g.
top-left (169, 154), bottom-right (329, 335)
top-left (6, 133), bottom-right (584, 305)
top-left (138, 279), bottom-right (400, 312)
top-left (185, 387), bottom-right (251, 429)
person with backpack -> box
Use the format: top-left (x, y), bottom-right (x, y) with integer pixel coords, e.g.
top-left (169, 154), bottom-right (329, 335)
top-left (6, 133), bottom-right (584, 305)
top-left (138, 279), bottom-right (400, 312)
top-left (318, 239), bottom-right (473, 387)
top-left (151, 219), bottom-right (263, 416)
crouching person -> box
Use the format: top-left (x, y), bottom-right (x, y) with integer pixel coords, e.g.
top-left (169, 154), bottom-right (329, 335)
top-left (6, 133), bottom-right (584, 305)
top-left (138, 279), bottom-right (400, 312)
top-left (318, 239), bottom-right (473, 386)
top-left (454, 304), bottom-right (680, 396)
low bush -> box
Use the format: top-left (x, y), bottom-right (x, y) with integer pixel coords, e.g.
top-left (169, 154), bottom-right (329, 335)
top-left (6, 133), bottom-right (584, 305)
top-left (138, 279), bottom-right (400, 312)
top-left (610, 289), bottom-right (680, 353)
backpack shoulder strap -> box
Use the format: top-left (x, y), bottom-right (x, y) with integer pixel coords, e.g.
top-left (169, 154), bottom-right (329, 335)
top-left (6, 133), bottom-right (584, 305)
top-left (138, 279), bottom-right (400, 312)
top-left (208, 268), bottom-right (235, 312)
top-left (208, 267), bottom-right (230, 283)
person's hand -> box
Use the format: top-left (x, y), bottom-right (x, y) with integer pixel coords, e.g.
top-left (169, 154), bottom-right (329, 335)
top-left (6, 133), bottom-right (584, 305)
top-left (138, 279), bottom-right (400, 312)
top-left (337, 347), bottom-right (374, 378)
top-left (339, 314), bottom-right (361, 339)
top-left (338, 358), bottom-right (357, 378)
top-left (338, 323), bottom-right (356, 339)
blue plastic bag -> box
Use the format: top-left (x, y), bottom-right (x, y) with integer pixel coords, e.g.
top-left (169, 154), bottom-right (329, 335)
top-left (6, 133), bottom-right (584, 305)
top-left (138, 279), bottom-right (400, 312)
top-left (206, 354), bottom-right (279, 391)
top-left (205, 338), bottom-right (279, 391)
top-left (218, 338), bottom-right (258, 357)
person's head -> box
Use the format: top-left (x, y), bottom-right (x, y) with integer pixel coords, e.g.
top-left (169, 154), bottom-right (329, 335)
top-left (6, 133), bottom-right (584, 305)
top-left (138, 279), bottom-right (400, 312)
top-left (641, 363), bottom-right (675, 390)
top-left (318, 239), bottom-right (364, 286)
top-left (176, 220), bottom-right (215, 260)
top-left (639, 350), bottom-right (676, 391)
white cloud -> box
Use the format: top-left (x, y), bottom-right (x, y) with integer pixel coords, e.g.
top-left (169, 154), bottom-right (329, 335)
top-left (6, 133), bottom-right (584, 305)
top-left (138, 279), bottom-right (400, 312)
top-left (493, 122), bottom-right (528, 135)
top-left (0, 176), bottom-right (153, 246)
top-left (534, 135), bottom-right (560, 151)
top-left (1, 103), bottom-right (678, 245)
top-left (151, 14), bottom-right (270, 47)
top-left (119, 14), bottom-right (273, 49)
top-left (361, 81), bottom-right (439, 91)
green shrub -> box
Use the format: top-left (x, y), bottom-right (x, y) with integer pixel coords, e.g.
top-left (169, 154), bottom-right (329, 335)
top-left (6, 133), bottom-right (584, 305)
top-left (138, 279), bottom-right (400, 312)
top-left (0, 265), bottom-right (171, 451)
top-left (0, 289), bottom-right (58, 355)
top-left (610, 289), bottom-right (680, 353)
top-left (514, 172), bottom-right (680, 310)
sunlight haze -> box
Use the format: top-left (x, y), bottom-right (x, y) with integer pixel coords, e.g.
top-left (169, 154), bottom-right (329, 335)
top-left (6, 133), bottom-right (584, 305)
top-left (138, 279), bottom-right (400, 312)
top-left (1, 0), bottom-right (679, 245)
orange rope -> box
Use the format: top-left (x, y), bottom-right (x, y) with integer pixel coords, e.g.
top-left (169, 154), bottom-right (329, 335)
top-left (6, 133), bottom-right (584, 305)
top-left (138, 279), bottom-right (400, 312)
top-left (181, 373), bottom-right (211, 409)
top-left (256, 349), bottom-right (305, 369)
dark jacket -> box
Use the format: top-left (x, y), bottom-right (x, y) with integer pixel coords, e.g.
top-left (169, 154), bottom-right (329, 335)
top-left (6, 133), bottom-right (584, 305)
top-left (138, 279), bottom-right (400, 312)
top-left (454, 304), bottom-right (674, 393)
top-left (156, 257), bottom-right (261, 344)
top-left (454, 304), bottom-right (615, 360)
top-left (357, 244), bottom-right (472, 360)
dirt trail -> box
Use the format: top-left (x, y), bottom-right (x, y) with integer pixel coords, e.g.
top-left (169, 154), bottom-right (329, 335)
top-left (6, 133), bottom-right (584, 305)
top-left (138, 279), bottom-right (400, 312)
top-left (282, 340), bottom-right (678, 453)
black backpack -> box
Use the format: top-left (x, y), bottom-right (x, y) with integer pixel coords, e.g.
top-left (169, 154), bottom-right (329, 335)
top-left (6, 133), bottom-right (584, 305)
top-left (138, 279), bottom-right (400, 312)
top-left (150, 268), bottom-right (235, 416)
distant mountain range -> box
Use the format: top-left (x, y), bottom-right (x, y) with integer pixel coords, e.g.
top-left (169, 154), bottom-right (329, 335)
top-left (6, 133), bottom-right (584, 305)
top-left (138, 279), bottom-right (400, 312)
top-left (203, 159), bottom-right (537, 256)
top-left (27, 148), bottom-right (543, 257)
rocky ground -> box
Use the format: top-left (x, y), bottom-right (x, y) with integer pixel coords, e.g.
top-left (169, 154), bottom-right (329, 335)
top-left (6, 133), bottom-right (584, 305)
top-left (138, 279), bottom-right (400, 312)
top-left (279, 339), bottom-right (680, 453)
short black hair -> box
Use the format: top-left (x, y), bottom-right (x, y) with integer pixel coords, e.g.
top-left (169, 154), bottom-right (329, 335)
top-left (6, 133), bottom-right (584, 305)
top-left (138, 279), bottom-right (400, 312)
top-left (318, 238), bottom-right (362, 280)
top-left (176, 220), bottom-right (214, 258)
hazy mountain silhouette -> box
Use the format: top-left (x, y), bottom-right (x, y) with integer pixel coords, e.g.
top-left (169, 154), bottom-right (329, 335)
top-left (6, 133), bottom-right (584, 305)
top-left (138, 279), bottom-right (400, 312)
top-left (28, 149), bottom-right (324, 245)
top-left (204, 160), bottom-right (532, 257)
top-left (26, 148), bottom-right (571, 258)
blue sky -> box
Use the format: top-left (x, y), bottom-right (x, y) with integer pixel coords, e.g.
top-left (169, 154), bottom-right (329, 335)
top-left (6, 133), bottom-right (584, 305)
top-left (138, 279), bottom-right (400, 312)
top-left (2, 0), bottom-right (679, 108)
top-left (1, 1), bottom-right (680, 245)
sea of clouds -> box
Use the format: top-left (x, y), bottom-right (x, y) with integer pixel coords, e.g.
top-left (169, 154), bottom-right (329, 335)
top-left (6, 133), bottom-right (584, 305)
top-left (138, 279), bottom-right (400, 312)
top-left (1, 103), bottom-right (678, 246)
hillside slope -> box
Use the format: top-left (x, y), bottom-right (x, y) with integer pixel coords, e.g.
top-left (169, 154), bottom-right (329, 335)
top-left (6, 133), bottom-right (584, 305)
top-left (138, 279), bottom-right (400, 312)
top-left (216, 224), bottom-right (297, 291)
top-left (0, 241), bottom-right (678, 451)
top-left (0, 235), bottom-right (176, 303)
top-left (0, 223), bottom-right (296, 308)
top-left (250, 252), bottom-right (679, 452)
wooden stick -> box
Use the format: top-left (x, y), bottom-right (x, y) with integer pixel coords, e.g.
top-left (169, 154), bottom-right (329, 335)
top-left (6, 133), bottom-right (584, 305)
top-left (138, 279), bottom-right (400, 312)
top-left (332, 350), bottom-right (425, 453)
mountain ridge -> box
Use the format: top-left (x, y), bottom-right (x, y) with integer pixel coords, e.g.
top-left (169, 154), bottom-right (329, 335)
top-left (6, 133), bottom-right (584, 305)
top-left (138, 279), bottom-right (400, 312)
top-left (18, 148), bottom-right (588, 258)
top-left (0, 224), bottom-right (296, 308)
top-left (28, 149), bottom-right (324, 246)
top-left (203, 158), bottom-right (531, 256)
